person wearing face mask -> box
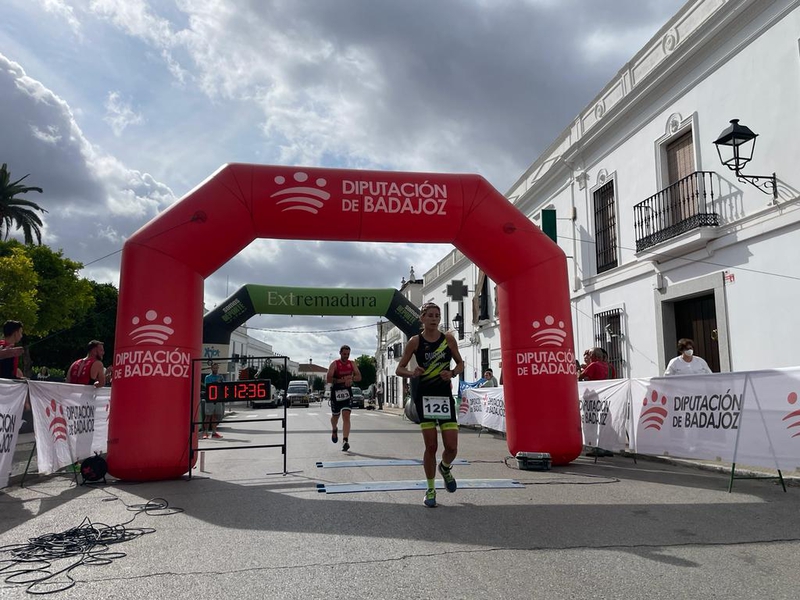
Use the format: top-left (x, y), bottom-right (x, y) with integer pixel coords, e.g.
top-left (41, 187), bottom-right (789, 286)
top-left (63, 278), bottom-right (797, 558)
top-left (664, 338), bottom-right (712, 376)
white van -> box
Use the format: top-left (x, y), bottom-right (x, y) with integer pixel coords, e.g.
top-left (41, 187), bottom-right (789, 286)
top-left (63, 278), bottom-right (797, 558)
top-left (286, 380), bottom-right (311, 407)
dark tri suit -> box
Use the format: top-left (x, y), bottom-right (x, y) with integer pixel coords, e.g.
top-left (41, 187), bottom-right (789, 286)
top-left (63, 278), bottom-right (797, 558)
top-left (413, 332), bottom-right (457, 424)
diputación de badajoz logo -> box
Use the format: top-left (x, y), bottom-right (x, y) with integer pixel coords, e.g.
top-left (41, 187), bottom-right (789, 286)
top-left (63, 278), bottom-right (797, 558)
top-left (641, 387), bottom-right (742, 432)
top-left (270, 172), bottom-right (330, 214)
top-left (782, 392), bottom-right (800, 439)
top-left (640, 390), bottom-right (668, 431)
top-left (130, 310), bottom-right (174, 345)
top-left (114, 309), bottom-right (190, 380)
top-left (45, 399), bottom-right (68, 442)
top-left (515, 315), bottom-right (575, 376)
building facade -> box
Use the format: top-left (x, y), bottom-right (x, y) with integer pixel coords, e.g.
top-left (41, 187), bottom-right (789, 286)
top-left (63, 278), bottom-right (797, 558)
top-left (407, 0), bottom-right (800, 382)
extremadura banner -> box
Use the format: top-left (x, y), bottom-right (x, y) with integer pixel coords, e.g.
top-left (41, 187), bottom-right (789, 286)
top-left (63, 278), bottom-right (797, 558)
top-left (203, 284), bottom-right (422, 344)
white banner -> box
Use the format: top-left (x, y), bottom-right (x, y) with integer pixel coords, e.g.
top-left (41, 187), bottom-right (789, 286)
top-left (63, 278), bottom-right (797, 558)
top-left (459, 387), bottom-right (506, 432)
top-left (0, 380), bottom-right (28, 488)
top-left (728, 369), bottom-right (800, 471)
top-left (28, 381), bottom-right (111, 475)
top-left (578, 379), bottom-right (629, 451)
top-left (627, 368), bottom-right (800, 471)
top-left (631, 373), bottom-right (748, 463)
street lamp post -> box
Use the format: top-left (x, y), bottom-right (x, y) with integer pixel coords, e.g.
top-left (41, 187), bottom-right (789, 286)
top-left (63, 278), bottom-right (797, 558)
top-left (713, 119), bottom-right (778, 200)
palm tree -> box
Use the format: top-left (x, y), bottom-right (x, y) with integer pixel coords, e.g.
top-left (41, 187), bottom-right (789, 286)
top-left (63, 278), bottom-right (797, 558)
top-left (0, 163), bottom-right (47, 245)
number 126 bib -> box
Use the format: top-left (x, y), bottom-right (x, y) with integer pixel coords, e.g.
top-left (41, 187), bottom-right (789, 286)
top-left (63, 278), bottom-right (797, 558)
top-left (422, 396), bottom-right (451, 420)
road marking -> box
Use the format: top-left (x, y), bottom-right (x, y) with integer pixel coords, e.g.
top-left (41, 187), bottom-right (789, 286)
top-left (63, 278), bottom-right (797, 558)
top-left (317, 459), bottom-right (470, 468)
top-left (317, 479), bottom-right (523, 494)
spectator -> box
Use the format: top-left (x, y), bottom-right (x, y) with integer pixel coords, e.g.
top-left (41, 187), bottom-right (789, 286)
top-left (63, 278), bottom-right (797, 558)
top-left (37, 366), bottom-right (50, 380)
top-left (66, 340), bottom-right (106, 388)
top-left (578, 347), bottom-right (616, 458)
top-left (665, 338), bottom-right (712, 376)
top-left (480, 368), bottom-right (498, 388)
top-left (579, 347), bottom-right (617, 381)
top-left (203, 363), bottom-right (225, 439)
top-left (376, 380), bottom-right (384, 410)
top-left (0, 320), bottom-right (24, 379)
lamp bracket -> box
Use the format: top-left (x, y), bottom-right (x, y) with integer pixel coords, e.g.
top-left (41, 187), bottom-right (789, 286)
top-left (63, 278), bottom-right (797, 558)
top-left (735, 171), bottom-right (777, 200)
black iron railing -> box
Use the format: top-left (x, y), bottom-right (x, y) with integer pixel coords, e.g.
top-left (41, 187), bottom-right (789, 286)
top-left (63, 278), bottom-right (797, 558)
top-left (634, 171), bottom-right (720, 252)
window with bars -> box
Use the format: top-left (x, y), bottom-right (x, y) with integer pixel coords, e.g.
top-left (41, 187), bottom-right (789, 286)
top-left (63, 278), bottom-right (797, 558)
top-left (593, 308), bottom-right (624, 378)
top-left (593, 180), bottom-right (618, 273)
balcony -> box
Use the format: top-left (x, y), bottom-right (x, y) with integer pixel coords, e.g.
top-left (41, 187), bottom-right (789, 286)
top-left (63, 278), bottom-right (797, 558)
top-left (634, 171), bottom-right (720, 252)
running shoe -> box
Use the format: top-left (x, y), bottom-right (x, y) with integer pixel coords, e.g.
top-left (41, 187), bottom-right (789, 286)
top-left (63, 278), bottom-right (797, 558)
top-left (342, 441), bottom-right (350, 452)
top-left (331, 429), bottom-right (338, 444)
top-left (423, 488), bottom-right (437, 508)
top-left (438, 462), bottom-right (457, 493)
top-left (211, 432), bottom-right (223, 439)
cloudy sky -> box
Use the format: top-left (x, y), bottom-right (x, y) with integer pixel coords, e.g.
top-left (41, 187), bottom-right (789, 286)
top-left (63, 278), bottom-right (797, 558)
top-left (1, 0), bottom-right (685, 364)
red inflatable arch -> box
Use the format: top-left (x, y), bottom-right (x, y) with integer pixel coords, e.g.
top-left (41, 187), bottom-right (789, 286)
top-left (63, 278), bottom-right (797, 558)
top-left (110, 165), bottom-right (581, 480)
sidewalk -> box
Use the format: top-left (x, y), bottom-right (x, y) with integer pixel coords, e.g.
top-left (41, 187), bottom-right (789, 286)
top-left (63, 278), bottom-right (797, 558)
top-left (377, 401), bottom-right (799, 487)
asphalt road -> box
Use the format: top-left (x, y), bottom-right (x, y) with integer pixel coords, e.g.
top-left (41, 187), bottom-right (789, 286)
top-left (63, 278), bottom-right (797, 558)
top-left (2, 403), bottom-right (800, 599)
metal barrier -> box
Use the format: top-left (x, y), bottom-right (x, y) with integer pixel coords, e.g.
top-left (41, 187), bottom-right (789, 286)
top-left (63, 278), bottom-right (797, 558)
top-left (188, 355), bottom-right (291, 477)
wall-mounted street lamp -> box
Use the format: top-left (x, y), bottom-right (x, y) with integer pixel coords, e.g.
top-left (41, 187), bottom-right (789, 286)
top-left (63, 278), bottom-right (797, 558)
top-left (451, 313), bottom-right (464, 340)
top-left (713, 119), bottom-right (777, 200)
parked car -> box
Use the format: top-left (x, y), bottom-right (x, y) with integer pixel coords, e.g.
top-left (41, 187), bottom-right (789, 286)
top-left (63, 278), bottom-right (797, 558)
top-left (351, 386), bottom-right (365, 409)
top-left (286, 381), bottom-right (311, 407)
top-left (249, 382), bottom-right (279, 409)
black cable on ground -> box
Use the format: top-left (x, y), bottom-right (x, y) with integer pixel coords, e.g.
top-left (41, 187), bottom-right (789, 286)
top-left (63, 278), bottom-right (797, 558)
top-left (0, 496), bottom-right (183, 595)
top-left (502, 456), bottom-right (621, 484)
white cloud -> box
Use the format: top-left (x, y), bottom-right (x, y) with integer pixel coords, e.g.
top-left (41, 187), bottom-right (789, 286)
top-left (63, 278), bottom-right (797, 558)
top-left (104, 91), bottom-right (144, 136)
top-left (39, 0), bottom-right (82, 36)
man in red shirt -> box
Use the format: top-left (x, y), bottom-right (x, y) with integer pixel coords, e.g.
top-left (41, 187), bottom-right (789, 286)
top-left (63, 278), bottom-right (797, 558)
top-left (579, 347), bottom-right (617, 381)
top-left (66, 340), bottom-right (106, 388)
top-left (0, 320), bottom-right (24, 379)
top-left (326, 345), bottom-right (362, 452)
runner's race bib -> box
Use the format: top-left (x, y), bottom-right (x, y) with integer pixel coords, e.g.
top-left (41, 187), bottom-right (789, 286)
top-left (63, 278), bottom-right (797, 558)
top-left (422, 396), bottom-right (451, 420)
top-left (335, 389), bottom-right (351, 402)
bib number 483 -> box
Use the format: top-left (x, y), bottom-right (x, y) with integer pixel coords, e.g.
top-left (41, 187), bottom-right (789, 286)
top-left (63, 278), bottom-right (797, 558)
top-left (422, 396), bottom-right (451, 420)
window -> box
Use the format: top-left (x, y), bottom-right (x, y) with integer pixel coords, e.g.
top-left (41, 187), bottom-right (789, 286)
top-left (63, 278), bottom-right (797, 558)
top-left (593, 180), bottom-right (618, 273)
top-left (443, 302), bottom-right (450, 332)
top-left (481, 348), bottom-right (489, 374)
top-left (473, 270), bottom-right (491, 323)
top-left (593, 308), bottom-right (624, 377)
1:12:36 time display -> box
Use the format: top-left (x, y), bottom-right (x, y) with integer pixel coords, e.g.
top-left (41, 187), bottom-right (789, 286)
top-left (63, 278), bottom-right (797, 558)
top-left (206, 380), bottom-right (268, 402)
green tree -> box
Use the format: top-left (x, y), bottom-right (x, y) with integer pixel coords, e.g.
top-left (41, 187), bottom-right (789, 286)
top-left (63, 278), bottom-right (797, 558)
top-left (0, 246), bottom-right (39, 327)
top-left (0, 241), bottom-right (113, 374)
top-left (311, 375), bottom-right (325, 392)
top-left (355, 355), bottom-right (377, 389)
top-left (256, 362), bottom-right (290, 390)
top-left (30, 281), bottom-right (118, 370)
top-left (0, 164), bottom-right (47, 245)
top-left (25, 244), bottom-right (94, 336)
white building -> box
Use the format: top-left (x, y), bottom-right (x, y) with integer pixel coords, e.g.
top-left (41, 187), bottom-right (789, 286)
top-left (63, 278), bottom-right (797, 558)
top-left (414, 0), bottom-right (800, 381)
top-left (377, 270), bottom-right (423, 406)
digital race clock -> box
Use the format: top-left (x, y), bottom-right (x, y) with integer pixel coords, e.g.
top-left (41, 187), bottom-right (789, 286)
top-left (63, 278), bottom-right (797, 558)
top-left (206, 379), bottom-right (270, 402)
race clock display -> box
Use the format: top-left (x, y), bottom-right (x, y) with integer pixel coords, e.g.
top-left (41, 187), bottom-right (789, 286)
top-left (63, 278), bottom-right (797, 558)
top-left (206, 379), bottom-right (270, 402)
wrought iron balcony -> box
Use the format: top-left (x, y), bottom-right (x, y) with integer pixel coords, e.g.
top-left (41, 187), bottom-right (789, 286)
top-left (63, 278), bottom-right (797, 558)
top-left (634, 171), bottom-right (720, 252)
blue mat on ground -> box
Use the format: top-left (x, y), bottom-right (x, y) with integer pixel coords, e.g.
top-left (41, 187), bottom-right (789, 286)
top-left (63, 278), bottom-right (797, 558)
top-left (316, 479), bottom-right (523, 494)
top-left (316, 458), bottom-right (470, 468)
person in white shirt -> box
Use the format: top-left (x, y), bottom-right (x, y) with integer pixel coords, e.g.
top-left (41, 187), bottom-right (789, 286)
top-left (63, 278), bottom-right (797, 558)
top-left (665, 338), bottom-right (712, 376)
